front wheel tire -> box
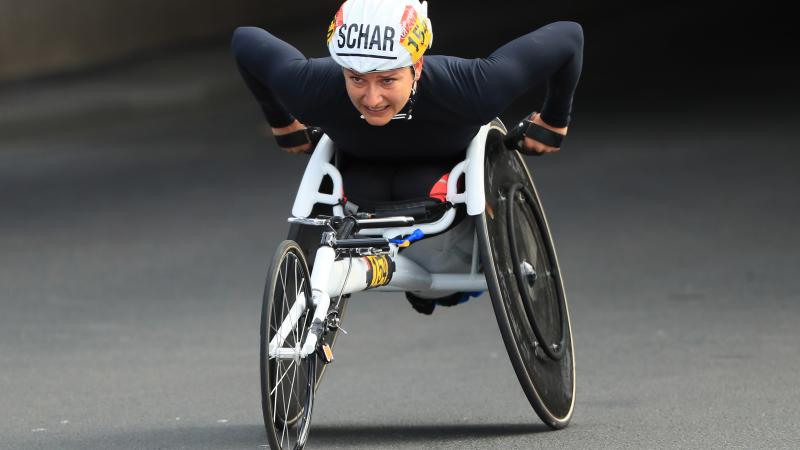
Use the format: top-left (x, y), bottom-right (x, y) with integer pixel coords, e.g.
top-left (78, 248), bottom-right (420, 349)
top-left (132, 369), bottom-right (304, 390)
top-left (260, 240), bottom-right (316, 450)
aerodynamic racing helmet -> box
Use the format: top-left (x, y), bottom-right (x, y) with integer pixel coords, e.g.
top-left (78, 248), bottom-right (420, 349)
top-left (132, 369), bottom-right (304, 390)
top-left (327, 0), bottom-right (433, 73)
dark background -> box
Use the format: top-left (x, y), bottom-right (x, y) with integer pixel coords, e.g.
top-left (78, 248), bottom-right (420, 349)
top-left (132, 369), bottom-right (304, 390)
top-left (4, 1), bottom-right (797, 106)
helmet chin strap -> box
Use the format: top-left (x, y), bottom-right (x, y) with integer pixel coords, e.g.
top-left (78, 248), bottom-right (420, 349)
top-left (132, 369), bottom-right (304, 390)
top-left (388, 77), bottom-right (417, 121)
top-left (394, 65), bottom-right (419, 121)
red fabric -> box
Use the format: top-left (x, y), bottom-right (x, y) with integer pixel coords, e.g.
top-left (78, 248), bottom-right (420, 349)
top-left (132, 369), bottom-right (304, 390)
top-left (429, 172), bottom-right (449, 202)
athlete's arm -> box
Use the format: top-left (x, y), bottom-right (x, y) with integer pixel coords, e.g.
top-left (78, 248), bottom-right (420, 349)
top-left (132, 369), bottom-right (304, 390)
top-left (231, 27), bottom-right (342, 151)
top-left (478, 21), bottom-right (583, 128)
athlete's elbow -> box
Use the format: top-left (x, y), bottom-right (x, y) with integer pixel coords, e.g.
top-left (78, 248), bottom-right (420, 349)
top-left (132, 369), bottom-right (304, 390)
top-left (562, 21), bottom-right (584, 50)
top-left (543, 21), bottom-right (583, 50)
top-left (231, 26), bottom-right (262, 58)
top-left (231, 27), bottom-right (247, 57)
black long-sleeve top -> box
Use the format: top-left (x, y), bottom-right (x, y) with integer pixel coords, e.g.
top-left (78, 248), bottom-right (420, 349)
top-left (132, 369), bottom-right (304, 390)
top-left (231, 21), bottom-right (583, 163)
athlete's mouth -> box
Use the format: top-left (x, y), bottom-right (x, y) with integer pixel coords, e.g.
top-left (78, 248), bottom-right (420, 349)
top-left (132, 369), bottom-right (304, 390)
top-left (363, 105), bottom-right (389, 114)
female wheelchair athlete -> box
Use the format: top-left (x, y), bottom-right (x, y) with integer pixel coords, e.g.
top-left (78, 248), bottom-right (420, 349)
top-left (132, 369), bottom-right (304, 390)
top-left (259, 118), bottom-right (575, 450)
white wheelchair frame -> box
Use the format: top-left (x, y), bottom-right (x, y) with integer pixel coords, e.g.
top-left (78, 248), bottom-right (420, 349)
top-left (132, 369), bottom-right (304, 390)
top-left (269, 121), bottom-right (506, 361)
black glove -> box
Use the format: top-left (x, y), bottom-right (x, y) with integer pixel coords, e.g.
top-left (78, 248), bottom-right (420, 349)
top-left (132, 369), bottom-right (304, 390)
top-left (274, 126), bottom-right (323, 152)
top-left (504, 113), bottom-right (565, 156)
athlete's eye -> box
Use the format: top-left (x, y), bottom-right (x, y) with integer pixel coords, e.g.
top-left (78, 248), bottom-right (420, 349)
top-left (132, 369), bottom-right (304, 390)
top-left (381, 78), bottom-right (395, 86)
top-left (350, 76), bottom-right (363, 84)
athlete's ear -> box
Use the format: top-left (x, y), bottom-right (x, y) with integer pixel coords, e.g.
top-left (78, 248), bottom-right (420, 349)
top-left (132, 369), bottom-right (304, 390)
top-left (414, 58), bottom-right (424, 80)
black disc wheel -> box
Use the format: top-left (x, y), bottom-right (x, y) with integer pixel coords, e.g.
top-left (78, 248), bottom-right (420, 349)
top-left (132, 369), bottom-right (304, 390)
top-left (506, 182), bottom-right (567, 361)
top-left (477, 122), bottom-right (576, 429)
top-left (260, 240), bottom-right (316, 450)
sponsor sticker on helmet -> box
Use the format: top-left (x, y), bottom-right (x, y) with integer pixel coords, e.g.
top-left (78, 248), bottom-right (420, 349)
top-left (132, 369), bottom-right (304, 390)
top-left (327, 6), bottom-right (345, 44)
top-left (327, 21), bottom-right (336, 44)
top-left (399, 5), bottom-right (430, 63)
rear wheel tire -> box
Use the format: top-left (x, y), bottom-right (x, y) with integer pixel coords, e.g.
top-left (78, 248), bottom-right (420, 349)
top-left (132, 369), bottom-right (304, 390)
top-left (477, 126), bottom-right (576, 429)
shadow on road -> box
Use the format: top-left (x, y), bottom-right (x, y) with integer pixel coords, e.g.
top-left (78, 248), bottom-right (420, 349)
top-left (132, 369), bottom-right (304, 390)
top-left (15, 422), bottom-right (552, 449)
top-left (18, 424), bottom-right (264, 450)
top-left (311, 422), bottom-right (552, 446)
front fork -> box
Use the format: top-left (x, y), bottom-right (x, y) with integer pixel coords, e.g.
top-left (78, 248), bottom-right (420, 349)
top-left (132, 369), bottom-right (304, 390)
top-left (270, 244), bottom-right (381, 361)
top-left (269, 246), bottom-right (335, 360)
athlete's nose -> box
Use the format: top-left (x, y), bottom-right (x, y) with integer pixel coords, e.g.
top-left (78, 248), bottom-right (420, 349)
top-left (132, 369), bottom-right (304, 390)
top-left (363, 83), bottom-right (382, 107)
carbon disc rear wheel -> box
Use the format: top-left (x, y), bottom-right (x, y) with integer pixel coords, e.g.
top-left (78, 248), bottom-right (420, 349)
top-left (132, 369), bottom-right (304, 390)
top-left (478, 126), bottom-right (576, 428)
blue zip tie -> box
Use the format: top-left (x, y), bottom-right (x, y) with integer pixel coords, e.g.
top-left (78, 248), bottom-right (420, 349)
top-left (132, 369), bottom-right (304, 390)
top-left (389, 228), bottom-right (425, 246)
top-left (457, 291), bottom-right (484, 304)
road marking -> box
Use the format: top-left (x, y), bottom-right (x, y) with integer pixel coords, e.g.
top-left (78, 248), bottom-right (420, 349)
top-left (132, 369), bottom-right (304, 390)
top-left (32, 428), bottom-right (47, 432)
top-left (217, 419), bottom-right (229, 424)
top-left (61, 420), bottom-right (69, 425)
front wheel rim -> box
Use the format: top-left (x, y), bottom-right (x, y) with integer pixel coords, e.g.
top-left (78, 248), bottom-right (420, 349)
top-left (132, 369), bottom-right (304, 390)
top-left (263, 244), bottom-right (316, 450)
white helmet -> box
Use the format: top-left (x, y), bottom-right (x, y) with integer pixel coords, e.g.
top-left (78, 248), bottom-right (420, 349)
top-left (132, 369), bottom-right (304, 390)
top-left (327, 0), bottom-right (433, 73)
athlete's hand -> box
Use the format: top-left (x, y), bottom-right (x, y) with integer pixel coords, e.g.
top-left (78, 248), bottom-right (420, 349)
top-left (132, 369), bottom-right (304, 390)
top-left (523, 112), bottom-right (567, 154)
top-left (272, 120), bottom-right (313, 154)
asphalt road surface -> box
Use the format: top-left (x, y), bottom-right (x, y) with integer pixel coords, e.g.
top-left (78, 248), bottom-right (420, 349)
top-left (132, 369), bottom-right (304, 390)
top-left (2, 47), bottom-right (799, 449)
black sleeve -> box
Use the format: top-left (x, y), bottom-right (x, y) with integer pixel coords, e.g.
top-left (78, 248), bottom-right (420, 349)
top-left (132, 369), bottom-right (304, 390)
top-left (231, 26), bottom-right (343, 127)
top-left (445, 21), bottom-right (584, 127)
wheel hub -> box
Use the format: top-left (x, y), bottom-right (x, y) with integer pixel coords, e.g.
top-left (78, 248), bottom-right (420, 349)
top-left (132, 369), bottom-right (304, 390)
top-left (520, 261), bottom-right (537, 286)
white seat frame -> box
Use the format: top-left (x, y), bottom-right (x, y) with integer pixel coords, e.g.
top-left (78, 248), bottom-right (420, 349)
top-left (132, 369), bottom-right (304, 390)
top-left (270, 121), bottom-right (506, 359)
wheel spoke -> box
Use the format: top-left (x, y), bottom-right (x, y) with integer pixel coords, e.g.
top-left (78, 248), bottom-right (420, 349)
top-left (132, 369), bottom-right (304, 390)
top-left (269, 359), bottom-right (297, 396)
top-left (282, 257), bottom-right (294, 346)
top-left (291, 366), bottom-right (304, 407)
top-left (295, 366), bottom-right (303, 444)
top-left (279, 360), bottom-right (289, 447)
top-left (296, 277), bottom-right (305, 305)
top-left (279, 257), bottom-right (288, 307)
top-left (269, 323), bottom-right (281, 338)
top-left (293, 257), bottom-right (301, 347)
top-left (284, 357), bottom-right (299, 442)
top-left (272, 360), bottom-right (281, 424)
top-left (282, 255), bottom-right (291, 312)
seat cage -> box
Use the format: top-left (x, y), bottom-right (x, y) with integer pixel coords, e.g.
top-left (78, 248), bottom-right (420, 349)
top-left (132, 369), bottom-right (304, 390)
top-left (291, 119), bottom-right (507, 240)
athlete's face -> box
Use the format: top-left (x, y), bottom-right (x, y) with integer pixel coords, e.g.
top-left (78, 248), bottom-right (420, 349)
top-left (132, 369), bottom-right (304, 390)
top-left (343, 61), bottom-right (422, 126)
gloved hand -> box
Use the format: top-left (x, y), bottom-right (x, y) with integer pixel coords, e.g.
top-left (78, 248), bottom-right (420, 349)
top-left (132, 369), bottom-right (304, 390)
top-left (271, 119), bottom-right (322, 154)
top-left (504, 112), bottom-right (567, 156)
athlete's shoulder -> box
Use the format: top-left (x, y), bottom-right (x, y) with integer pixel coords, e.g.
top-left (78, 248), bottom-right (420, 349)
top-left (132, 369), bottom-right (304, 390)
top-left (421, 55), bottom-right (472, 76)
top-left (306, 56), bottom-right (340, 72)
top-left (423, 54), bottom-right (469, 66)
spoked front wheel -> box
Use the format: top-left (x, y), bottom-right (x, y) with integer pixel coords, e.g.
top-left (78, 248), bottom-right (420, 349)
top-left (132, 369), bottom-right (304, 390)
top-left (260, 240), bottom-right (316, 450)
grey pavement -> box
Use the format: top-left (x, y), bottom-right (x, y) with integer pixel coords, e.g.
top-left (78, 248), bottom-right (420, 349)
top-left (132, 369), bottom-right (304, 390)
top-left (0, 44), bottom-right (242, 140)
top-left (2, 42), bottom-right (800, 450)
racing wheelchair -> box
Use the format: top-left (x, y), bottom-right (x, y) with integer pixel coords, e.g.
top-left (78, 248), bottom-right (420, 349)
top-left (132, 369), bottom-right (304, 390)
top-left (259, 118), bottom-right (575, 450)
